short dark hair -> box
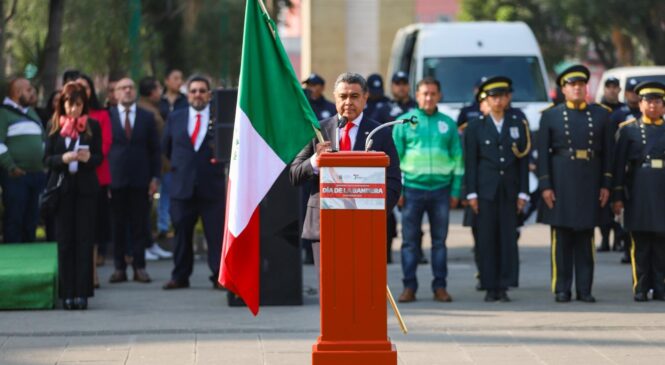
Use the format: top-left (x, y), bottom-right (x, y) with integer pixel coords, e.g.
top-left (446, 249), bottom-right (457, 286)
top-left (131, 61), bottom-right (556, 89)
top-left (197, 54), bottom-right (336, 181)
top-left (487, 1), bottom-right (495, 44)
top-left (334, 72), bottom-right (368, 93)
top-left (139, 76), bottom-right (159, 97)
top-left (187, 75), bottom-right (211, 91)
top-left (165, 68), bottom-right (182, 79)
top-left (75, 73), bottom-right (102, 110)
top-left (416, 77), bottom-right (441, 92)
top-left (62, 69), bottom-right (81, 84)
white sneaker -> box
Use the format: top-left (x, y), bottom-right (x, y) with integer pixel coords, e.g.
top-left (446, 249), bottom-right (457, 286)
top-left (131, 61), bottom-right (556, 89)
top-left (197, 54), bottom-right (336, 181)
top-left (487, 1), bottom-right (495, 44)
top-left (145, 249), bottom-right (159, 261)
top-left (148, 243), bottom-right (173, 259)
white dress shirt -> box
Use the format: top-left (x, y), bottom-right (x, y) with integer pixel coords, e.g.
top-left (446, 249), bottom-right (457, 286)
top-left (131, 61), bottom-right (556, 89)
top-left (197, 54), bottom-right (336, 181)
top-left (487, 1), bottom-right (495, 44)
top-left (117, 104), bottom-right (137, 130)
top-left (3, 97), bottom-right (29, 114)
top-left (64, 137), bottom-right (80, 174)
top-left (490, 114), bottom-right (504, 133)
top-left (310, 113), bottom-right (364, 173)
top-left (188, 106), bottom-right (209, 151)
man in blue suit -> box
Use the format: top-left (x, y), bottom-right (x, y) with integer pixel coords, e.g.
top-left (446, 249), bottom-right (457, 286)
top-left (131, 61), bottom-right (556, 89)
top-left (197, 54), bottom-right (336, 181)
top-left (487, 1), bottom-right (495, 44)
top-left (161, 75), bottom-right (226, 290)
top-left (108, 77), bottom-right (161, 283)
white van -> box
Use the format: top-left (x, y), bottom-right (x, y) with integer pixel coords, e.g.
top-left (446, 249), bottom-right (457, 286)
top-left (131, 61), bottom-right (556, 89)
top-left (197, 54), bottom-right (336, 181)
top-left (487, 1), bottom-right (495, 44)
top-left (388, 22), bottom-right (550, 129)
top-left (594, 66), bottom-right (665, 103)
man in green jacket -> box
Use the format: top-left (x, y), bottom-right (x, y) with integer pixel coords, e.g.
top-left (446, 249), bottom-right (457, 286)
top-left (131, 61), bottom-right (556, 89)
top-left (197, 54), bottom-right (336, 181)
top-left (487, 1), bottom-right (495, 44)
top-left (0, 77), bottom-right (45, 243)
top-left (393, 77), bottom-right (464, 303)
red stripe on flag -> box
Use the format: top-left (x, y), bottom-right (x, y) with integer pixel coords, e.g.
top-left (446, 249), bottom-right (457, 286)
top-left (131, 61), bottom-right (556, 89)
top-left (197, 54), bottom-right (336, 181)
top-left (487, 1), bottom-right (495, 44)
top-left (219, 182), bottom-right (260, 316)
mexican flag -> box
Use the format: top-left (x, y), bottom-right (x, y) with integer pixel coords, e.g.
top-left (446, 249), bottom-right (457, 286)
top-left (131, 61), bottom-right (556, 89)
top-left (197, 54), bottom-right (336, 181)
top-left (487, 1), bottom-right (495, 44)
top-left (219, 0), bottom-right (320, 316)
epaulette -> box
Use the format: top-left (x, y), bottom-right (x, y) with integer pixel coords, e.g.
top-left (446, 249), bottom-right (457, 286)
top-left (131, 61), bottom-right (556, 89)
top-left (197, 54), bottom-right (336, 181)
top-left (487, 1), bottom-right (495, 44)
top-left (618, 118), bottom-right (636, 129)
top-left (540, 103), bottom-right (555, 113)
top-left (598, 103), bottom-right (613, 112)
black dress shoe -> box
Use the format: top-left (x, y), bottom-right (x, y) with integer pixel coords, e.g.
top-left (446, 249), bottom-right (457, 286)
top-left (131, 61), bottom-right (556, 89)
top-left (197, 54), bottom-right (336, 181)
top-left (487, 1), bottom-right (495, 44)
top-left (555, 292), bottom-right (571, 303)
top-left (497, 290), bottom-right (511, 302)
top-left (620, 253), bottom-right (631, 264)
top-left (74, 297), bottom-right (88, 310)
top-left (597, 242), bottom-right (610, 252)
top-left (577, 294), bottom-right (596, 303)
top-left (651, 292), bottom-right (665, 301)
top-left (162, 280), bottom-right (190, 290)
top-left (133, 269), bottom-right (152, 283)
top-left (484, 290), bottom-right (497, 302)
top-left (634, 292), bottom-right (648, 302)
top-left (63, 298), bottom-right (75, 310)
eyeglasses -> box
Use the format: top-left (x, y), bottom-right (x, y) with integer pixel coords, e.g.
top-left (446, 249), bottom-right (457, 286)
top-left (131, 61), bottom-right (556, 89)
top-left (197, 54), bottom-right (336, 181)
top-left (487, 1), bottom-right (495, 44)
top-left (189, 88), bottom-right (209, 94)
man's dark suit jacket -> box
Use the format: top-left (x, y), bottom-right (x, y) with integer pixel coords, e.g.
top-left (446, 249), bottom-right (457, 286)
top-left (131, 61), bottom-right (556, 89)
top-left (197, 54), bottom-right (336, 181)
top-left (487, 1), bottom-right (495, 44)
top-left (108, 105), bottom-right (161, 189)
top-left (162, 107), bottom-right (225, 201)
top-left (289, 115), bottom-right (402, 241)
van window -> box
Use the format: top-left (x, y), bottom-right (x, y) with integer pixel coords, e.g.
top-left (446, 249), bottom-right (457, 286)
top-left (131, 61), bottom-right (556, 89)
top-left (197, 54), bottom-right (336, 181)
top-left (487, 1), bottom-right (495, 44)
top-left (630, 75), bottom-right (665, 85)
top-left (423, 56), bottom-right (548, 103)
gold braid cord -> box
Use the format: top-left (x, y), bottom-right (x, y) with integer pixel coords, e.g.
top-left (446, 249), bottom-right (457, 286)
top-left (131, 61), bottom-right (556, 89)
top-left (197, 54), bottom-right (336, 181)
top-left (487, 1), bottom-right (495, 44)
top-left (512, 119), bottom-right (531, 158)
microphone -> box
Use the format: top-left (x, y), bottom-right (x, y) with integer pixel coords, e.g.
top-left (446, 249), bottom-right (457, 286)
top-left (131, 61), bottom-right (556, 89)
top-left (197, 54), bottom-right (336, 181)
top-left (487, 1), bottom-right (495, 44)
top-left (333, 116), bottom-right (348, 152)
top-left (365, 115), bottom-right (418, 151)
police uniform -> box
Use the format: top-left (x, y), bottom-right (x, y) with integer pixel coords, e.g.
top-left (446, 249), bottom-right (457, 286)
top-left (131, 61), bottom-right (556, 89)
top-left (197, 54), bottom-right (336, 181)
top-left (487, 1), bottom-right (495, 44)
top-left (612, 82), bottom-right (665, 301)
top-left (464, 77), bottom-right (531, 301)
top-left (302, 73), bottom-right (336, 121)
top-left (365, 73), bottom-right (390, 117)
top-left (537, 65), bottom-right (613, 302)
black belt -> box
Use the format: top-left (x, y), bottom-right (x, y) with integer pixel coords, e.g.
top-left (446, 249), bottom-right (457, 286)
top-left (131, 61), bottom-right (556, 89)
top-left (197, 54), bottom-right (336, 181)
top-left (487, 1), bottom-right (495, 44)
top-left (554, 149), bottom-right (595, 160)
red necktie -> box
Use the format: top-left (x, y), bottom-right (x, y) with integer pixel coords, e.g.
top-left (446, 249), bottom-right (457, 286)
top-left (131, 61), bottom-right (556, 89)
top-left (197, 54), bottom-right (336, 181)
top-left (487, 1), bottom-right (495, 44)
top-left (124, 108), bottom-right (132, 140)
top-left (191, 113), bottom-right (201, 147)
top-left (339, 122), bottom-right (354, 151)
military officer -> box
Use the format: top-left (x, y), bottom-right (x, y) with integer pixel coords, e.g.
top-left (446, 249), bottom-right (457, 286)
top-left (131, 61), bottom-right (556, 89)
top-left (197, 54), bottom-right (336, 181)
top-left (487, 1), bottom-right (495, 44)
top-left (537, 65), bottom-right (613, 303)
top-left (464, 77), bottom-right (531, 302)
top-left (612, 81), bottom-right (665, 302)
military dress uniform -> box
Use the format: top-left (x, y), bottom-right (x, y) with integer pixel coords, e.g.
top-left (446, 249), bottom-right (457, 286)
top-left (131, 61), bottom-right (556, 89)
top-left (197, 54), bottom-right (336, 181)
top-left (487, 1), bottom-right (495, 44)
top-left (537, 65), bottom-right (613, 302)
top-left (612, 82), bottom-right (665, 301)
top-left (464, 77), bottom-right (531, 300)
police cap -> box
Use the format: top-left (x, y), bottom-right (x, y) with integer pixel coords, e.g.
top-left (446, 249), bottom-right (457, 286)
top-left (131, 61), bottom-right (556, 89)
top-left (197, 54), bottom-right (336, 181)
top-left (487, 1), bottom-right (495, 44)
top-left (556, 65), bottom-right (590, 87)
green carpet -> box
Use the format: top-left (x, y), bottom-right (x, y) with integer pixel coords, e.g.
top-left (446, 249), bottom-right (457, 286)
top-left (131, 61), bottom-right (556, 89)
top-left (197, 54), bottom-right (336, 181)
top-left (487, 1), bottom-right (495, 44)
top-left (0, 243), bottom-right (57, 310)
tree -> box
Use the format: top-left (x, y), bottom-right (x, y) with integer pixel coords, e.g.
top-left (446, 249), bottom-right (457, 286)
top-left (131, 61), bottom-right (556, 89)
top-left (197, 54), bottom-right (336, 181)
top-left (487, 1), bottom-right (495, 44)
top-left (40, 0), bottom-right (65, 99)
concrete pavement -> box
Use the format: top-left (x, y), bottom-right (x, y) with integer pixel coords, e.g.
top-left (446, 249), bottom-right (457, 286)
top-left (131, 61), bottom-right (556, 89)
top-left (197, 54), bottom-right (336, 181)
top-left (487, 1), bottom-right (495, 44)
top-left (1, 213), bottom-right (664, 364)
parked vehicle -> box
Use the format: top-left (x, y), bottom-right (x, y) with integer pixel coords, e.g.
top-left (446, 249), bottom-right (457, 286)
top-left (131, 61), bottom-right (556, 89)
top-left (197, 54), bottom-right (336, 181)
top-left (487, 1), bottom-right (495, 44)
top-left (388, 21), bottom-right (550, 129)
top-left (594, 66), bottom-right (665, 103)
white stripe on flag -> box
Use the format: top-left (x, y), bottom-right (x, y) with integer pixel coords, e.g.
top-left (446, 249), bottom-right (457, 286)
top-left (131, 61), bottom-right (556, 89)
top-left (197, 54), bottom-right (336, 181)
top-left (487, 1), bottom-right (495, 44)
top-left (227, 108), bottom-right (286, 236)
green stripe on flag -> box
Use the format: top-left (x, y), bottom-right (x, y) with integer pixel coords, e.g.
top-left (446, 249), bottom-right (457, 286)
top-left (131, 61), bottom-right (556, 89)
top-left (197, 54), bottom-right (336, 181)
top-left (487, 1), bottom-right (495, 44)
top-left (238, 0), bottom-right (320, 164)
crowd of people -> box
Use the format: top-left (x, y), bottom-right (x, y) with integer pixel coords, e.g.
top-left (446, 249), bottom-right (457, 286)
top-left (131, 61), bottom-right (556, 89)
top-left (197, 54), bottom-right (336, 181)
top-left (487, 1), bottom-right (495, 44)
top-left (298, 67), bottom-right (664, 305)
top-left (0, 69), bottom-right (225, 310)
top-left (1, 64), bottom-right (662, 310)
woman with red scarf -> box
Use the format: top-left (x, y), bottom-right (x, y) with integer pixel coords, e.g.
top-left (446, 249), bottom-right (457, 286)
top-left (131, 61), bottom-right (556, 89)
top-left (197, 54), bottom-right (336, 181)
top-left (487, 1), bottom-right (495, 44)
top-left (44, 82), bottom-right (102, 310)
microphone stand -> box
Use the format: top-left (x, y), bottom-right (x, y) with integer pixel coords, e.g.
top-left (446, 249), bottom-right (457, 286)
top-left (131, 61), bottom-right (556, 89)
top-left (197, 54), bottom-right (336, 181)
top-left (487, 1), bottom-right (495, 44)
top-left (365, 115), bottom-right (418, 151)
top-left (332, 116), bottom-right (348, 152)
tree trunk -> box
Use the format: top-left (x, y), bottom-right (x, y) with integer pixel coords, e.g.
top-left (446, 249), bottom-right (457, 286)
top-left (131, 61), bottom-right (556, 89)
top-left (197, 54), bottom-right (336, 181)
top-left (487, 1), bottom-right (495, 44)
top-left (0, 0), bottom-right (6, 83)
top-left (40, 0), bottom-right (65, 98)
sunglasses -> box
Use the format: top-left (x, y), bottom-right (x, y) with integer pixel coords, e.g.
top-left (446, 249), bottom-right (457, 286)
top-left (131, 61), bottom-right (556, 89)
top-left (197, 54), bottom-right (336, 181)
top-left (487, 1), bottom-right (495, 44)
top-left (189, 88), bottom-right (209, 94)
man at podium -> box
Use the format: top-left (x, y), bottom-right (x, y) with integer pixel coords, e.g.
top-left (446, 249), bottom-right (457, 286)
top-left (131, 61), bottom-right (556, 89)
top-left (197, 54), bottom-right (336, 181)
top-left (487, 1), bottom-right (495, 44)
top-left (290, 72), bottom-right (402, 270)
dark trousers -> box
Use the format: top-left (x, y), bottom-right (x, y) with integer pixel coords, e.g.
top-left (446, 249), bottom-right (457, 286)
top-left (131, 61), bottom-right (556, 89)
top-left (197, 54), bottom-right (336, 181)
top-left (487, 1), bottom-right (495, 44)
top-left (56, 188), bottom-right (96, 299)
top-left (1, 171), bottom-right (45, 243)
top-left (387, 209), bottom-right (397, 262)
top-left (95, 185), bottom-right (111, 256)
top-left (630, 232), bottom-right (665, 295)
top-left (169, 196), bottom-right (224, 284)
top-left (477, 190), bottom-right (519, 291)
top-left (111, 187), bottom-right (149, 270)
top-left (550, 227), bottom-right (595, 296)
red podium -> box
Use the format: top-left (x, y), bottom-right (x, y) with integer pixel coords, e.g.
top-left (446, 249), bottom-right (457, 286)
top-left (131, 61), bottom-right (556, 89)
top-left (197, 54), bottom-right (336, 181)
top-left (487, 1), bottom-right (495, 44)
top-left (312, 151), bottom-right (397, 365)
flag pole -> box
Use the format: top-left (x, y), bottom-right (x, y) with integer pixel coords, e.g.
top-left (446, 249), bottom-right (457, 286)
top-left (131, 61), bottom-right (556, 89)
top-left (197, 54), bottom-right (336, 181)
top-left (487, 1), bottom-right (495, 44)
top-left (387, 285), bottom-right (408, 334)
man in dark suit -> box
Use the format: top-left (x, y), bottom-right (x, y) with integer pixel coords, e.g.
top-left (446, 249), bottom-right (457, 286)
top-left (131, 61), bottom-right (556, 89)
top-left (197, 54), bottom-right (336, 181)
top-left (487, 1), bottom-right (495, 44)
top-left (108, 77), bottom-right (161, 284)
top-left (464, 76), bottom-right (531, 302)
top-left (289, 72), bottom-right (401, 273)
top-left (161, 75), bottom-right (226, 290)
top-left (537, 65), bottom-right (612, 303)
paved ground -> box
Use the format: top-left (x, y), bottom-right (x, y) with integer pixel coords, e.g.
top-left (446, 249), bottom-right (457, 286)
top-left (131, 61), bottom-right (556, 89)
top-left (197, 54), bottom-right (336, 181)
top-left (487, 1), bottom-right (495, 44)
top-left (1, 212), bottom-right (664, 364)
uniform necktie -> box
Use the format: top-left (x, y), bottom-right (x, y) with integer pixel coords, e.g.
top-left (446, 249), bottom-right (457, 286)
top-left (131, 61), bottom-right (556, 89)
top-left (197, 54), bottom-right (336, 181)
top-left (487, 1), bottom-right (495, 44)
top-left (191, 113), bottom-right (202, 146)
top-left (339, 122), bottom-right (354, 151)
top-left (124, 108), bottom-right (132, 140)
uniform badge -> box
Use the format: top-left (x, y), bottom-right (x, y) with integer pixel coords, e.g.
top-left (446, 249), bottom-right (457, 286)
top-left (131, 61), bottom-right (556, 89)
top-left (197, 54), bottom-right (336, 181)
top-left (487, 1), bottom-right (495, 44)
top-left (438, 121), bottom-right (449, 134)
top-left (510, 126), bottom-right (519, 139)
top-left (321, 110), bottom-right (331, 119)
top-left (390, 105), bottom-right (402, 117)
top-left (485, 140), bottom-right (490, 145)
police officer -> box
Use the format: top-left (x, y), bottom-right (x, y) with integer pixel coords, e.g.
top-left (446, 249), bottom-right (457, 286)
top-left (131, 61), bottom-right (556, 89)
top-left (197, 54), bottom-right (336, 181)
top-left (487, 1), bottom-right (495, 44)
top-left (302, 73), bottom-right (336, 120)
top-left (610, 78), bottom-right (641, 262)
top-left (537, 65), bottom-right (613, 303)
top-left (612, 81), bottom-right (665, 302)
top-left (464, 77), bottom-right (531, 302)
top-left (371, 71), bottom-right (416, 263)
top-left (371, 71), bottom-right (417, 125)
top-left (457, 77), bottom-right (486, 128)
top-left (600, 77), bottom-right (625, 112)
top-left (365, 73), bottom-right (390, 118)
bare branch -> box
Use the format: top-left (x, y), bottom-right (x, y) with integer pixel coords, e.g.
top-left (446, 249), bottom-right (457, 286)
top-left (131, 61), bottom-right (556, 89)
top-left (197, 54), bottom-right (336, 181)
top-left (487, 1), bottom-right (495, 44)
top-left (5, 0), bottom-right (18, 22)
